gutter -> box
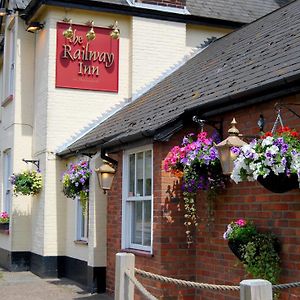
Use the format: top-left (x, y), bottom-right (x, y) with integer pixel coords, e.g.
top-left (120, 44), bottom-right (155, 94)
top-left (21, 0), bottom-right (244, 29)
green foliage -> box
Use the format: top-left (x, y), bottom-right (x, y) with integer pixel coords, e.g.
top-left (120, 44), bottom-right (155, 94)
top-left (228, 222), bottom-right (257, 243)
top-left (10, 170), bottom-right (42, 196)
top-left (242, 233), bottom-right (281, 284)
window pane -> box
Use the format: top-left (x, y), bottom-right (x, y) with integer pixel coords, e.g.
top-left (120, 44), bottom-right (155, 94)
top-left (132, 201), bottom-right (142, 244)
top-left (136, 152), bottom-right (144, 196)
top-left (129, 154), bottom-right (135, 196)
top-left (145, 150), bottom-right (152, 196)
top-left (143, 201), bottom-right (151, 246)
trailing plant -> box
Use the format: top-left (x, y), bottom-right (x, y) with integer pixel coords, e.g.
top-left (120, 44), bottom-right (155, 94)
top-left (62, 160), bottom-right (91, 213)
top-left (9, 170), bottom-right (42, 196)
top-left (223, 219), bottom-right (281, 285)
top-left (164, 131), bottom-right (226, 244)
top-left (0, 211), bottom-right (9, 223)
top-left (242, 233), bottom-right (281, 284)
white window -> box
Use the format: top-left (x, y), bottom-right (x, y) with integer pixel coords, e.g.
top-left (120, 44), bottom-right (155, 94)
top-left (4, 20), bottom-right (15, 98)
top-left (76, 198), bottom-right (88, 242)
top-left (3, 149), bottom-right (12, 213)
top-left (123, 146), bottom-right (153, 252)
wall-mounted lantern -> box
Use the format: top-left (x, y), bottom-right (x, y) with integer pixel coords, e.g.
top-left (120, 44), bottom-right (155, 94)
top-left (95, 163), bottom-right (116, 193)
top-left (215, 118), bottom-right (247, 175)
top-left (0, 8), bottom-right (13, 16)
top-left (26, 22), bottom-right (44, 33)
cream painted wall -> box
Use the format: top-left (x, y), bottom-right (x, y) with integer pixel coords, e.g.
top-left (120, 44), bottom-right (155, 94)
top-left (131, 17), bottom-right (186, 94)
top-left (186, 24), bottom-right (232, 50)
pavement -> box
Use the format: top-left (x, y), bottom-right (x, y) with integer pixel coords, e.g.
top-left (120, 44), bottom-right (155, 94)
top-left (0, 268), bottom-right (113, 300)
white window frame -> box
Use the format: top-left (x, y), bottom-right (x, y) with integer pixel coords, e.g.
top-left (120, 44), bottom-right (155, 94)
top-left (4, 19), bottom-right (15, 99)
top-left (75, 197), bottom-right (88, 242)
top-left (3, 149), bottom-right (12, 214)
top-left (122, 145), bottom-right (153, 253)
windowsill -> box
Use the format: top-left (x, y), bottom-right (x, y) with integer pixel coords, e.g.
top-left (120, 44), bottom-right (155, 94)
top-left (74, 240), bottom-right (88, 245)
top-left (121, 248), bottom-right (153, 257)
top-left (0, 229), bottom-right (9, 235)
top-left (1, 95), bottom-right (13, 107)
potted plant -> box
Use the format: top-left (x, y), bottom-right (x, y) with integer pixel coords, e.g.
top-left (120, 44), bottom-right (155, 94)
top-left (62, 160), bottom-right (92, 212)
top-left (231, 126), bottom-right (300, 193)
top-left (0, 212), bottom-right (9, 230)
top-left (223, 218), bottom-right (281, 284)
top-left (9, 170), bottom-right (42, 196)
top-left (164, 132), bottom-right (226, 244)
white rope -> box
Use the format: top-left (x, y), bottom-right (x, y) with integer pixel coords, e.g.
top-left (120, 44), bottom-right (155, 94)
top-left (273, 282), bottom-right (300, 291)
top-left (134, 268), bottom-right (300, 292)
top-left (125, 270), bottom-right (158, 300)
top-left (135, 268), bottom-right (239, 291)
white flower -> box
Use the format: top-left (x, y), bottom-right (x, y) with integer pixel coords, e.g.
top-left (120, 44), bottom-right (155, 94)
top-left (261, 136), bottom-right (274, 147)
top-left (268, 145), bottom-right (279, 155)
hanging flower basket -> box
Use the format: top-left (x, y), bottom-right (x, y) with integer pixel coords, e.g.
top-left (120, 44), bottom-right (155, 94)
top-left (227, 239), bottom-right (246, 261)
top-left (257, 171), bottom-right (298, 193)
top-left (164, 131), bottom-right (226, 244)
top-left (231, 127), bottom-right (300, 193)
top-left (223, 219), bottom-right (281, 284)
top-left (62, 160), bottom-right (92, 213)
top-left (9, 170), bottom-right (42, 196)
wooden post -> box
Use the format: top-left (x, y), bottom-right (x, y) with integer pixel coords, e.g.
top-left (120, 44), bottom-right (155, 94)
top-left (240, 279), bottom-right (273, 300)
top-left (115, 253), bottom-right (135, 300)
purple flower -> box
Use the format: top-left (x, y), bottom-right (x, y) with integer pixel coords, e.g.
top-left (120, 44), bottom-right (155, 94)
top-left (231, 147), bottom-right (241, 156)
top-left (281, 143), bottom-right (288, 154)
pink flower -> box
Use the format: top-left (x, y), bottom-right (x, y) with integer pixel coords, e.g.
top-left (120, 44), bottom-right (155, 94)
top-left (235, 219), bottom-right (246, 227)
top-left (197, 132), bottom-right (207, 140)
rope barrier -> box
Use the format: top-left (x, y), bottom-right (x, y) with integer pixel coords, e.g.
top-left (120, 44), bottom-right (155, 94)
top-left (273, 282), bottom-right (300, 291)
top-left (135, 268), bottom-right (240, 292)
top-left (125, 270), bottom-right (158, 300)
top-left (135, 268), bottom-right (300, 292)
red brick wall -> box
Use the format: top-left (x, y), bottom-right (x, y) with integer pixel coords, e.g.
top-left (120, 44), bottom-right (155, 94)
top-left (106, 93), bottom-right (300, 299)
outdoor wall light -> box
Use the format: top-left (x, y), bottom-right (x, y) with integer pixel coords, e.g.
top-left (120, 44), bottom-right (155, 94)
top-left (26, 22), bottom-right (44, 33)
top-left (63, 18), bottom-right (73, 39)
top-left (215, 118), bottom-right (248, 175)
top-left (95, 163), bottom-right (116, 194)
top-left (110, 21), bottom-right (120, 40)
top-left (86, 20), bottom-right (96, 41)
top-left (0, 8), bottom-right (13, 16)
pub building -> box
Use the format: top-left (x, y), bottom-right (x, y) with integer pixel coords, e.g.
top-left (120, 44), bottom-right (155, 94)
top-left (0, 0), bottom-right (298, 298)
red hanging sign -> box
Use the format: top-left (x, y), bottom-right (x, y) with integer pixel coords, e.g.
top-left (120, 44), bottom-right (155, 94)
top-left (56, 22), bottom-right (119, 92)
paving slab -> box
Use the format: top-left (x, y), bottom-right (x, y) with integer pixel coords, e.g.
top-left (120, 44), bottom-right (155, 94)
top-left (0, 268), bottom-right (113, 300)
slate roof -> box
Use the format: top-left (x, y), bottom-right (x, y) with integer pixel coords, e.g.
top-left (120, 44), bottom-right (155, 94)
top-left (186, 0), bottom-right (291, 23)
top-left (58, 0), bottom-right (300, 156)
top-left (19, 0), bottom-right (291, 24)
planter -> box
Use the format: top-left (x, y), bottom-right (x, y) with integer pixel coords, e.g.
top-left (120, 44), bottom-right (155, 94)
top-left (0, 223), bottom-right (9, 230)
top-left (257, 172), bottom-right (299, 193)
top-left (228, 236), bottom-right (281, 262)
top-left (228, 240), bottom-right (246, 261)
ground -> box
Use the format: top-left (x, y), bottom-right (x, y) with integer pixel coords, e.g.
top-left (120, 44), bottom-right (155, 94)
top-left (0, 268), bottom-right (113, 299)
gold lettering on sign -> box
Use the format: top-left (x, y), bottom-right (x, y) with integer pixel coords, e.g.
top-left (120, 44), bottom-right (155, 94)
top-left (78, 62), bottom-right (99, 76)
top-left (61, 28), bottom-right (115, 77)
